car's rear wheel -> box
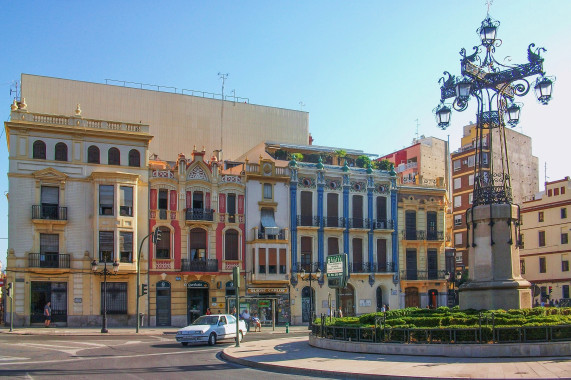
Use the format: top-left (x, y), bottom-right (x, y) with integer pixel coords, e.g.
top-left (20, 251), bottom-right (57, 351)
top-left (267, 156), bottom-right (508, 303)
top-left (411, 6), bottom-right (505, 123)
top-left (208, 333), bottom-right (217, 346)
top-left (238, 331), bottom-right (243, 342)
top-left (181, 342), bottom-right (188, 347)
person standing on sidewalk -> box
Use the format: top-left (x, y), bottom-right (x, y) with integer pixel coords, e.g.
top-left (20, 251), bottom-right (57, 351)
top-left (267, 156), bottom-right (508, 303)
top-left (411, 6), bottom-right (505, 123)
top-left (241, 309), bottom-right (251, 332)
top-left (44, 301), bottom-right (51, 327)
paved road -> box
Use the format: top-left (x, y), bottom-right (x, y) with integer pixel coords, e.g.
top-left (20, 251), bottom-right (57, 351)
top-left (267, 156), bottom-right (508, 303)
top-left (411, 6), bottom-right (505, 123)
top-left (0, 331), bottom-right (330, 379)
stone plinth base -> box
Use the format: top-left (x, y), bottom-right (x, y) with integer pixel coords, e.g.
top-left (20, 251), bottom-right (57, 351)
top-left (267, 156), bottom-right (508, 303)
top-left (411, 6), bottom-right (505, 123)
top-left (459, 279), bottom-right (532, 310)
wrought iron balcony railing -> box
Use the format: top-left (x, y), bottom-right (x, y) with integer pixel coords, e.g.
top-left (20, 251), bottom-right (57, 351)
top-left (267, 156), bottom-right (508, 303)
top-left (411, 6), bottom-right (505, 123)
top-left (323, 216), bottom-right (346, 228)
top-left (399, 270), bottom-right (447, 281)
top-left (293, 261), bottom-right (321, 273)
top-left (32, 205), bottom-right (67, 221)
top-left (297, 215), bottom-right (321, 227)
top-left (426, 231), bottom-right (444, 241)
top-left (28, 253), bottom-right (70, 268)
top-left (347, 218), bottom-right (367, 229)
top-left (368, 219), bottom-right (394, 230)
top-left (181, 258), bottom-right (218, 272)
top-left (185, 208), bottom-right (214, 221)
top-left (401, 230), bottom-right (444, 241)
top-left (257, 229), bottom-right (286, 240)
top-left (349, 262), bottom-right (397, 273)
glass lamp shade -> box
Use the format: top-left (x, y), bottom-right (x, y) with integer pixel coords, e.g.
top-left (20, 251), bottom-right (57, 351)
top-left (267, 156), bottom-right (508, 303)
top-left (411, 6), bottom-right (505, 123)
top-left (478, 17), bottom-right (499, 46)
top-left (91, 259), bottom-right (98, 272)
top-left (112, 260), bottom-right (120, 273)
top-left (435, 103), bottom-right (451, 129)
top-left (506, 102), bottom-right (521, 125)
top-left (534, 76), bottom-right (554, 105)
top-left (455, 79), bottom-right (471, 100)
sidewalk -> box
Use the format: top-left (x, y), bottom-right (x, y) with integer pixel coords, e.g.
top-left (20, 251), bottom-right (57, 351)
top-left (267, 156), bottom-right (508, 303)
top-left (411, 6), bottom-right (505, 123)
top-left (0, 325), bottom-right (310, 336)
top-left (222, 336), bottom-right (571, 379)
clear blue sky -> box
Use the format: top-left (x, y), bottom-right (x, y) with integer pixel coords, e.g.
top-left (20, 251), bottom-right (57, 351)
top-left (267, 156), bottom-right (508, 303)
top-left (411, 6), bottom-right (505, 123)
top-left (1, 1), bottom-right (570, 269)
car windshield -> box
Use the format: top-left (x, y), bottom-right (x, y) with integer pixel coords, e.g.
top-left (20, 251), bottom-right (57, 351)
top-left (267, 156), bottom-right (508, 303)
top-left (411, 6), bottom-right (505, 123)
top-left (192, 316), bottom-right (219, 325)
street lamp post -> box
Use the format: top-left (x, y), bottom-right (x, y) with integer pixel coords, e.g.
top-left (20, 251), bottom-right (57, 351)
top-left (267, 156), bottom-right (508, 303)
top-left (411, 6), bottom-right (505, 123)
top-left (435, 13), bottom-right (554, 207)
top-left (92, 259), bottom-right (119, 333)
top-left (301, 265), bottom-right (321, 328)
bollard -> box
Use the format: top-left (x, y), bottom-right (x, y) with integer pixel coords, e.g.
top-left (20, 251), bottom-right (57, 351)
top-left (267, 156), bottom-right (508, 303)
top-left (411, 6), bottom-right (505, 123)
top-left (286, 323), bottom-right (289, 334)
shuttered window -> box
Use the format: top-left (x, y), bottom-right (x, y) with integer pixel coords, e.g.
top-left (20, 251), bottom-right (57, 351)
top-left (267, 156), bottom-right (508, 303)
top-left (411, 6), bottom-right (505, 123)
top-left (88, 145), bottom-right (100, 164)
top-left (55, 142), bottom-right (68, 161)
top-left (128, 149), bottom-right (140, 167)
top-left (99, 185), bottom-right (114, 215)
top-left (279, 248), bottom-right (286, 274)
top-left (41, 186), bottom-right (59, 205)
top-left (40, 234), bottom-right (59, 254)
top-left (327, 237), bottom-right (339, 256)
top-left (225, 229), bottom-right (239, 260)
top-left (33, 140), bottom-right (46, 159)
top-left (108, 147), bottom-right (120, 165)
top-left (259, 248), bottom-right (266, 273)
top-left (120, 186), bottom-right (133, 216)
top-left (119, 232), bottom-right (133, 263)
top-left (99, 231), bottom-right (114, 262)
top-left (268, 248), bottom-right (277, 274)
top-left (156, 227), bottom-right (170, 259)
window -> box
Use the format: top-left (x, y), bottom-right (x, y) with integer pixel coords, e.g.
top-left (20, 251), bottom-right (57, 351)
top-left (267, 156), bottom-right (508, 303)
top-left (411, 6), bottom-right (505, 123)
top-left (33, 140), bottom-right (46, 159)
top-left (258, 248), bottom-right (266, 274)
top-left (562, 260), bottom-right (569, 272)
top-left (99, 185), bottom-right (114, 215)
top-left (158, 189), bottom-right (168, 210)
top-left (376, 239), bottom-right (387, 272)
top-left (300, 236), bottom-right (312, 272)
top-left (54, 142), bottom-right (68, 161)
top-left (41, 186), bottom-right (59, 219)
top-left (155, 227), bottom-right (170, 259)
top-left (469, 193), bottom-right (473, 205)
top-left (108, 147), bottom-right (120, 165)
top-left (467, 155), bottom-right (475, 167)
top-left (453, 178), bottom-right (461, 189)
top-left (520, 259), bottom-right (525, 274)
top-left (454, 196), bottom-right (461, 208)
top-left (352, 238), bottom-right (363, 272)
top-left (120, 186), bottom-right (133, 216)
top-left (227, 193), bottom-right (236, 223)
top-left (554, 188), bottom-right (560, 196)
top-left (538, 211), bottom-right (544, 222)
top-left (482, 153), bottom-right (489, 165)
top-left (263, 184), bottom-right (273, 200)
top-left (539, 231), bottom-right (546, 247)
top-left (519, 234), bottom-right (525, 248)
top-left (128, 149), bottom-right (140, 167)
top-left (88, 145), bottom-right (100, 164)
top-left (562, 187), bottom-right (566, 195)
top-left (539, 257), bottom-right (546, 273)
top-left (268, 248), bottom-right (277, 274)
top-left (562, 233), bottom-right (569, 245)
top-left (541, 286), bottom-right (547, 300)
top-left (562, 208), bottom-right (567, 219)
top-left (99, 231), bottom-right (114, 262)
top-left (225, 229), bottom-right (239, 260)
top-left (190, 228), bottom-right (207, 261)
top-left (548, 189), bottom-right (552, 197)
top-left (327, 237), bottom-right (339, 256)
top-left (453, 160), bottom-right (461, 171)
top-left (40, 233), bottom-right (59, 254)
top-left (100, 282), bottom-right (127, 315)
top-left (563, 285), bottom-right (570, 299)
top-left (454, 214), bottom-right (462, 226)
top-left (454, 232), bottom-right (463, 246)
top-left (119, 232), bottom-right (133, 263)
top-left (468, 174), bottom-right (474, 186)
top-left (192, 192), bottom-right (204, 209)
top-left (279, 248), bottom-right (287, 274)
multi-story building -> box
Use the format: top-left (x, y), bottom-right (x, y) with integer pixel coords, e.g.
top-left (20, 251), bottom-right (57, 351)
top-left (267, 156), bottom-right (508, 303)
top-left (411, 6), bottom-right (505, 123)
top-left (147, 148), bottom-right (245, 327)
top-left (397, 181), bottom-right (448, 308)
top-left (451, 124), bottom-right (539, 270)
top-left (520, 177), bottom-right (571, 305)
top-left (378, 136), bottom-right (448, 185)
top-left (5, 102), bottom-right (152, 326)
top-left (286, 151), bottom-right (398, 323)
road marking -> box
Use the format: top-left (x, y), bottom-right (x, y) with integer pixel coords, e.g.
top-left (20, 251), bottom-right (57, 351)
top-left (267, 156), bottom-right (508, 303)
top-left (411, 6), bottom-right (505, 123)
top-left (9, 340), bottom-right (147, 356)
top-left (0, 347), bottom-right (222, 366)
top-left (0, 356), bottom-right (29, 361)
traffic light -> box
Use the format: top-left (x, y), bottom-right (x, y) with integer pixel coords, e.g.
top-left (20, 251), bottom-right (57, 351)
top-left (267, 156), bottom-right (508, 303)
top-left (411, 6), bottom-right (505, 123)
top-left (6, 283), bottom-right (11, 298)
top-left (549, 286), bottom-right (553, 295)
top-left (153, 228), bottom-right (162, 243)
top-left (141, 284), bottom-right (148, 296)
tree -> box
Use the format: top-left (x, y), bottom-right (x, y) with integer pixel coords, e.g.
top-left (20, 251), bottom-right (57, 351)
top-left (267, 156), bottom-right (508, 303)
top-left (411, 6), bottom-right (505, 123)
top-left (291, 153), bottom-right (304, 162)
top-left (335, 149), bottom-right (347, 165)
top-left (356, 155), bottom-right (371, 168)
top-left (375, 159), bottom-right (394, 171)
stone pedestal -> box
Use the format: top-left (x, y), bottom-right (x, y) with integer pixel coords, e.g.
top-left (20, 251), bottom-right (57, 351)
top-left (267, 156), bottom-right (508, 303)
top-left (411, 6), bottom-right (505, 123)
top-left (459, 204), bottom-right (532, 310)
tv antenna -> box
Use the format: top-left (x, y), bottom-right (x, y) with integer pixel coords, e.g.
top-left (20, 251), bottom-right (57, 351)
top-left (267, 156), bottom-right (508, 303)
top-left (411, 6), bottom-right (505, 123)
top-left (10, 80), bottom-right (20, 100)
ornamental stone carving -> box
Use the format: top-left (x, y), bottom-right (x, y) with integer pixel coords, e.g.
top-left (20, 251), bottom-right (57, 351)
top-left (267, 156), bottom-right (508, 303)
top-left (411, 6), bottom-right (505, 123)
top-left (188, 166), bottom-right (208, 181)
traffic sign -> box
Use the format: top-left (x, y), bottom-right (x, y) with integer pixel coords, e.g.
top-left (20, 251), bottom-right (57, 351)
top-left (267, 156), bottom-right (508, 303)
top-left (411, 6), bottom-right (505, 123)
top-left (326, 254), bottom-right (348, 288)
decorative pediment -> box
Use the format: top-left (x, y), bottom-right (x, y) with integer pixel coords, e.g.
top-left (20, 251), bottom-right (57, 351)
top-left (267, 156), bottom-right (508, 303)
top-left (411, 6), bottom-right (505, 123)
top-left (33, 167), bottom-right (68, 182)
top-left (187, 164), bottom-right (210, 182)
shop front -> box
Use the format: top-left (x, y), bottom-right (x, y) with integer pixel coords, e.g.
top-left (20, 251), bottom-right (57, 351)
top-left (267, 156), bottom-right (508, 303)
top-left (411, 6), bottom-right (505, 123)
top-left (236, 287), bottom-right (290, 326)
top-left (187, 280), bottom-right (209, 324)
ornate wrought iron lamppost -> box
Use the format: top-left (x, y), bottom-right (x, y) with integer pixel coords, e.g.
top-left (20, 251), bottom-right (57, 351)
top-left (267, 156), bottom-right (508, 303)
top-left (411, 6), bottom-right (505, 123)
top-left (301, 266), bottom-right (321, 328)
top-left (435, 14), bottom-right (554, 206)
top-left (92, 259), bottom-right (120, 333)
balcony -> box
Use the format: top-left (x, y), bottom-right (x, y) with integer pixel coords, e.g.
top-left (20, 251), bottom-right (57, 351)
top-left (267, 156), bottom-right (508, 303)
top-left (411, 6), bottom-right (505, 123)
top-left (348, 218), bottom-right (367, 229)
top-left (297, 215), bottom-right (320, 227)
top-left (185, 208), bottom-right (214, 221)
top-left (294, 262), bottom-right (320, 273)
top-left (349, 262), bottom-right (396, 273)
top-left (32, 205), bottom-right (67, 221)
top-left (426, 231), bottom-right (444, 241)
top-left (402, 230), bottom-right (444, 241)
top-left (181, 259), bottom-right (218, 272)
top-left (368, 219), bottom-right (394, 230)
top-left (257, 229), bottom-right (286, 240)
top-left (397, 161), bottom-right (418, 173)
top-left (29, 253), bottom-right (70, 268)
top-left (399, 270), bottom-right (447, 281)
top-left (323, 216), bottom-right (346, 228)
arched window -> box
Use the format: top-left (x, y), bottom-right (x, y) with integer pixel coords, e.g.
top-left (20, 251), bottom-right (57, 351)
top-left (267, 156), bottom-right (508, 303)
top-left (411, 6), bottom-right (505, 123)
top-left (88, 145), bottom-right (100, 164)
top-left (155, 227), bottom-right (171, 259)
top-left (108, 147), bottom-right (120, 165)
top-left (33, 140), bottom-right (46, 159)
top-left (54, 142), bottom-right (68, 161)
top-left (128, 149), bottom-right (140, 167)
top-left (225, 229), bottom-right (239, 260)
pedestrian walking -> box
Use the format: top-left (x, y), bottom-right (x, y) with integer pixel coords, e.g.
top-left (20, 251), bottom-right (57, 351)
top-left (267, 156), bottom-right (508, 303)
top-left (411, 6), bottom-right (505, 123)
top-left (44, 301), bottom-right (51, 327)
top-left (337, 306), bottom-right (343, 318)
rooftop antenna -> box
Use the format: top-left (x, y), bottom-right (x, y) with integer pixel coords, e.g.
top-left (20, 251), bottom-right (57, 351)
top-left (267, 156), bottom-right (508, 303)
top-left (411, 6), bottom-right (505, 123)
top-left (10, 80), bottom-right (20, 100)
top-left (414, 118), bottom-right (420, 141)
top-left (299, 101), bottom-right (305, 111)
top-left (544, 162), bottom-right (549, 185)
top-left (218, 72), bottom-right (228, 163)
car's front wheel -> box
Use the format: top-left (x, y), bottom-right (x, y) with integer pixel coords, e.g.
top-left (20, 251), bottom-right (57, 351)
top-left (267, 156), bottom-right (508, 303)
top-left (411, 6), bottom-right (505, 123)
top-left (208, 333), bottom-right (217, 346)
top-left (238, 331), bottom-right (243, 342)
top-left (181, 342), bottom-right (188, 347)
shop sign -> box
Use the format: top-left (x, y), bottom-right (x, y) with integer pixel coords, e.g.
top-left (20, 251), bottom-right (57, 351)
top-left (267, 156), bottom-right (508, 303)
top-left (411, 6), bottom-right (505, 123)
top-left (258, 300), bottom-right (271, 307)
top-left (187, 280), bottom-right (209, 289)
top-left (247, 287), bottom-right (288, 294)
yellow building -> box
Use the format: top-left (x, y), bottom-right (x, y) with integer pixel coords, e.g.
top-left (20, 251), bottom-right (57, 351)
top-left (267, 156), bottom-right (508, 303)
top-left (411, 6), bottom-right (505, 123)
top-left (397, 180), bottom-right (448, 308)
top-left (5, 101), bottom-right (152, 326)
top-left (520, 177), bottom-right (571, 305)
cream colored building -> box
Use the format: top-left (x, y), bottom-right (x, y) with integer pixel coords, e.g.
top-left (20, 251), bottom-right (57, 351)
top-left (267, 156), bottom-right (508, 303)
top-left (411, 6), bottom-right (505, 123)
top-left (19, 74), bottom-right (309, 162)
top-left (5, 101), bottom-right (151, 326)
top-left (520, 177), bottom-right (571, 304)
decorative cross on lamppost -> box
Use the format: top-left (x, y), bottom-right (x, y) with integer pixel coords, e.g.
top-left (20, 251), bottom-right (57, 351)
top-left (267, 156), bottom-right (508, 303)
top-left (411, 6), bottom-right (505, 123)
top-left (434, 13), bottom-right (555, 206)
top-left (92, 258), bottom-right (119, 333)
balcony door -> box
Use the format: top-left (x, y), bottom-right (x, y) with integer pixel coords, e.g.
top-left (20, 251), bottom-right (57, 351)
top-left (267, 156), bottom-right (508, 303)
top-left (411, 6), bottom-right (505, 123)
top-left (427, 249), bottom-right (438, 279)
top-left (300, 236), bottom-right (312, 271)
top-left (376, 196), bottom-right (387, 222)
top-left (376, 239), bottom-right (387, 272)
top-left (352, 195), bottom-right (363, 228)
top-left (405, 211), bottom-right (417, 239)
top-left (326, 193), bottom-right (339, 227)
top-left (427, 211), bottom-right (437, 240)
top-left (40, 233), bottom-right (59, 268)
top-left (41, 186), bottom-right (59, 219)
top-left (352, 238), bottom-right (363, 272)
top-left (406, 249), bottom-right (417, 280)
top-left (300, 191), bottom-right (313, 226)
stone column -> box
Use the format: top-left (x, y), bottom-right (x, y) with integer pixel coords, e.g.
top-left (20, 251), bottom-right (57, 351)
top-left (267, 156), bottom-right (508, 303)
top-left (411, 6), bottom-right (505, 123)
top-left (459, 204), bottom-right (532, 310)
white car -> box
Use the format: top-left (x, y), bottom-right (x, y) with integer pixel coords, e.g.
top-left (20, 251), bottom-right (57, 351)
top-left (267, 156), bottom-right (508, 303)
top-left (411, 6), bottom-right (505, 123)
top-left (175, 314), bottom-right (247, 346)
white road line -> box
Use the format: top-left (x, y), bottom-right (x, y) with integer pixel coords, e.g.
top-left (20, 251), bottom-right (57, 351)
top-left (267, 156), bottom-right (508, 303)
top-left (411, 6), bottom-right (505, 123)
top-left (0, 347), bottom-right (221, 366)
top-left (0, 356), bottom-right (29, 361)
